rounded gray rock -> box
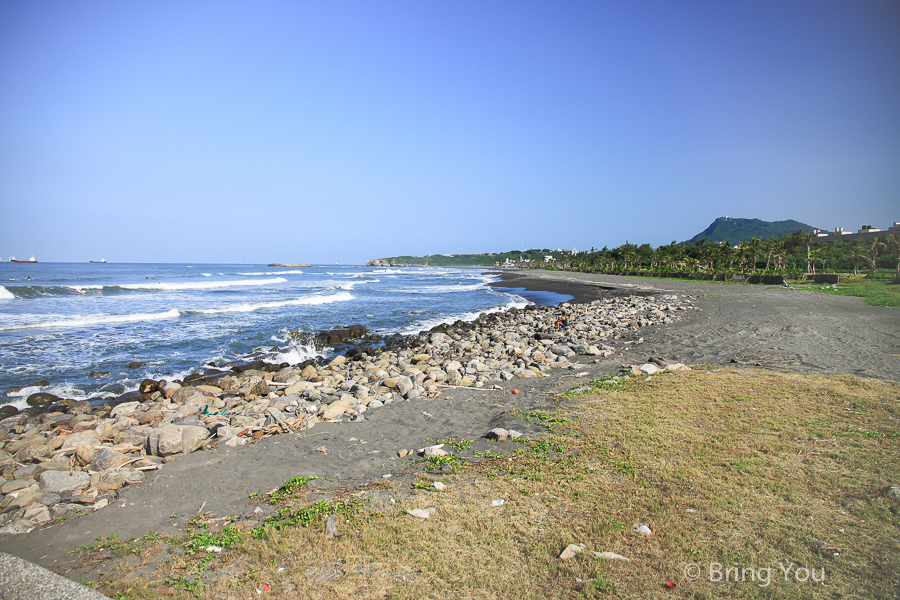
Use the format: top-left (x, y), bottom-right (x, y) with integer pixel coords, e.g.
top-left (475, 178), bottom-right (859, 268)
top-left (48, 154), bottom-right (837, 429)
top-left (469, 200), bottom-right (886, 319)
top-left (38, 471), bottom-right (90, 494)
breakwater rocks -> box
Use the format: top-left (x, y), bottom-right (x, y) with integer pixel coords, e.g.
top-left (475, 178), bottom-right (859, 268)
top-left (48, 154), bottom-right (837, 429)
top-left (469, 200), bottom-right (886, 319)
top-left (266, 263), bottom-right (311, 267)
top-left (0, 293), bottom-right (695, 536)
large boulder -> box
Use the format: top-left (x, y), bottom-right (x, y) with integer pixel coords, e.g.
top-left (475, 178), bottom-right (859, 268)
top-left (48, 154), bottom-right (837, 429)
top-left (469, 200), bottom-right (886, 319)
top-left (161, 381), bottom-right (182, 399)
top-left (15, 444), bottom-right (51, 463)
top-left (74, 441), bottom-right (95, 465)
top-left (394, 376), bottom-right (414, 396)
top-left (110, 401), bottom-right (140, 418)
top-left (170, 386), bottom-right (198, 405)
top-left (90, 447), bottom-right (131, 471)
top-left (61, 431), bottom-right (100, 450)
top-left (284, 381), bottom-right (310, 395)
top-left (26, 393), bottom-right (58, 407)
top-left (39, 471), bottom-right (90, 493)
top-left (98, 467), bottom-right (143, 489)
top-left (321, 395), bottom-right (354, 420)
top-left (146, 424), bottom-right (209, 456)
top-left (549, 345), bottom-right (575, 357)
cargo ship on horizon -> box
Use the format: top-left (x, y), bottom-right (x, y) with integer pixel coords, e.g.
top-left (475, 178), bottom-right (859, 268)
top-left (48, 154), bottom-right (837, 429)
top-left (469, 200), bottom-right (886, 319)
top-left (10, 255), bottom-right (37, 263)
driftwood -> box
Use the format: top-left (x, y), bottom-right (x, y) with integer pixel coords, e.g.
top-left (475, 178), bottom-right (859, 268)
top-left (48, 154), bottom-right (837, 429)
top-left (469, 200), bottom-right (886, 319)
top-left (266, 408), bottom-right (294, 431)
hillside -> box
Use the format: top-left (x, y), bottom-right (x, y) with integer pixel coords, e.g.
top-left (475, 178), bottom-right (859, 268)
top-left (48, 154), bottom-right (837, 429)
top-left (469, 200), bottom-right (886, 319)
top-left (367, 249), bottom-right (573, 267)
top-left (686, 217), bottom-right (819, 245)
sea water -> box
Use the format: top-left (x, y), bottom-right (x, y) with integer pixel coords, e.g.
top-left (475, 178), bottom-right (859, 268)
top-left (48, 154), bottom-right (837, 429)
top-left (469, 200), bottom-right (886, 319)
top-left (0, 263), bottom-right (539, 409)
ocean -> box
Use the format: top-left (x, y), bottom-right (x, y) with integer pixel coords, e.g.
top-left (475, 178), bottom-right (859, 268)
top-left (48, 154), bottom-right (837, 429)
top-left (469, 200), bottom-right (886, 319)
top-left (0, 263), bottom-right (570, 409)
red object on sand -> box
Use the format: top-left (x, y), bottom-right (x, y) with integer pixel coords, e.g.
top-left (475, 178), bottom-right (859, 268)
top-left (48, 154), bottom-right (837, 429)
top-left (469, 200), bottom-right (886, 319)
top-left (256, 582), bottom-right (271, 594)
top-left (511, 389), bottom-right (520, 395)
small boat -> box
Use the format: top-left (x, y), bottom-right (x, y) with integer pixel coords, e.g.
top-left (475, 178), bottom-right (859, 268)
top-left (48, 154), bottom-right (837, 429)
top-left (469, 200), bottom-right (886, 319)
top-left (89, 259), bottom-right (107, 263)
top-left (11, 255), bottom-right (37, 264)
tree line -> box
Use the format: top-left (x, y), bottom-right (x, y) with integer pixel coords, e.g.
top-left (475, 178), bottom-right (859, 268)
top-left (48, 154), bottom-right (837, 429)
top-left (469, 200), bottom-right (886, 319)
top-left (542, 230), bottom-right (900, 279)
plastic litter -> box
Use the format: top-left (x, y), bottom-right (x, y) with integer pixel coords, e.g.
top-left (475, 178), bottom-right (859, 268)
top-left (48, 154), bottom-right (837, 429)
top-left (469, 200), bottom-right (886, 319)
top-left (256, 582), bottom-right (271, 594)
top-left (664, 581), bottom-right (676, 589)
top-left (491, 499), bottom-right (505, 506)
top-left (511, 389), bottom-right (520, 395)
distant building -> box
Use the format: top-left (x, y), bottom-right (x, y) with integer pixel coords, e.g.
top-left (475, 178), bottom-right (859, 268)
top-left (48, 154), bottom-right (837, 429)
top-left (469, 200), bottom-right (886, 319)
top-left (814, 222), bottom-right (899, 245)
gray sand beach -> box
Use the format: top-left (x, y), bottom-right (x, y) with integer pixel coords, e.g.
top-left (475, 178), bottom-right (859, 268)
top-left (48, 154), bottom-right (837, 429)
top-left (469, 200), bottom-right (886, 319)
top-left (1, 270), bottom-right (897, 586)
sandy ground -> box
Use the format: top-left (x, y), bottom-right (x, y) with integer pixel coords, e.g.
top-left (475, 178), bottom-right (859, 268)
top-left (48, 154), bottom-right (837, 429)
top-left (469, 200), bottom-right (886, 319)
top-left (493, 270), bottom-right (900, 381)
top-left (2, 270), bottom-right (898, 579)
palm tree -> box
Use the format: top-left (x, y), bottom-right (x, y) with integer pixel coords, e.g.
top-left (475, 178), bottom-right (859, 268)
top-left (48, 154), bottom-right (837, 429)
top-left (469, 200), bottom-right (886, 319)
top-left (770, 238), bottom-right (786, 271)
top-left (868, 237), bottom-right (887, 274)
top-left (882, 233), bottom-right (900, 280)
top-left (798, 232), bottom-right (818, 274)
top-left (746, 237), bottom-right (763, 273)
top-left (847, 241), bottom-right (870, 276)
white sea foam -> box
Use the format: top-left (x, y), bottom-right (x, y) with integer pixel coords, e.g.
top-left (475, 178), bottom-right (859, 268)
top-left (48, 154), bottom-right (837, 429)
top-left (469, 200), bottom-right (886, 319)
top-left (119, 277), bottom-right (287, 291)
top-left (4, 382), bottom-right (92, 408)
top-left (0, 286), bottom-right (14, 300)
top-left (0, 308), bottom-right (181, 331)
top-left (237, 270), bottom-right (305, 276)
top-left (264, 341), bottom-right (321, 366)
top-left (396, 283), bottom-right (486, 294)
top-left (334, 279), bottom-right (379, 291)
top-left (201, 273), bottom-right (212, 277)
top-left (192, 292), bottom-right (354, 315)
top-left (399, 298), bottom-right (529, 335)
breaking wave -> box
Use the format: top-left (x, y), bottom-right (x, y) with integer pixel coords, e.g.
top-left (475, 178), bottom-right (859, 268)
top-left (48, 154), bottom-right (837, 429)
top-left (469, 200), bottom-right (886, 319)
top-left (0, 308), bottom-right (182, 331)
top-left (191, 292), bottom-right (354, 315)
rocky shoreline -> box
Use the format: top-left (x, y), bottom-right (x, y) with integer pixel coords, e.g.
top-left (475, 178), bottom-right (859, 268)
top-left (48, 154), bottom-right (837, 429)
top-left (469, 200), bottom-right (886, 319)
top-left (0, 292), bottom-right (696, 537)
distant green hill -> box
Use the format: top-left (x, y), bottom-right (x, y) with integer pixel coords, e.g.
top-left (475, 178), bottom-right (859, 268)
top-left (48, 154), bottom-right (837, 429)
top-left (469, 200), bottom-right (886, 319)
top-left (367, 248), bottom-right (573, 267)
top-left (686, 217), bottom-right (819, 245)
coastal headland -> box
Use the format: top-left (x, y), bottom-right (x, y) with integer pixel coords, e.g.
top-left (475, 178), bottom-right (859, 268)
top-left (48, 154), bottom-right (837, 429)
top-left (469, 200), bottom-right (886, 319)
top-left (0, 270), bottom-right (897, 595)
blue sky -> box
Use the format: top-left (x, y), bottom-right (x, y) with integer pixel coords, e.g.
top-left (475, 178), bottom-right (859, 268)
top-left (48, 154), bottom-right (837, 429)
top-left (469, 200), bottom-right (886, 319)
top-left (1, 1), bottom-right (898, 263)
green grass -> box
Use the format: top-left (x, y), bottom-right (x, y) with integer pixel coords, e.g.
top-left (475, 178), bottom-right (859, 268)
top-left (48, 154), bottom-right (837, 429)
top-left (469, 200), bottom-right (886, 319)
top-left (802, 274), bottom-right (900, 306)
top-left (72, 369), bottom-right (900, 600)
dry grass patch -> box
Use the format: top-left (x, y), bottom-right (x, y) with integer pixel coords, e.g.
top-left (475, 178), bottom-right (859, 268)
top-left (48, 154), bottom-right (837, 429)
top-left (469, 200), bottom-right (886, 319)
top-left (85, 368), bottom-right (900, 599)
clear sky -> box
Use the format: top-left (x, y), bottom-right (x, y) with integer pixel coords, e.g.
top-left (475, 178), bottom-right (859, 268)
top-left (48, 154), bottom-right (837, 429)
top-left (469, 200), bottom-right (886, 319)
top-left (1, 1), bottom-right (898, 263)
